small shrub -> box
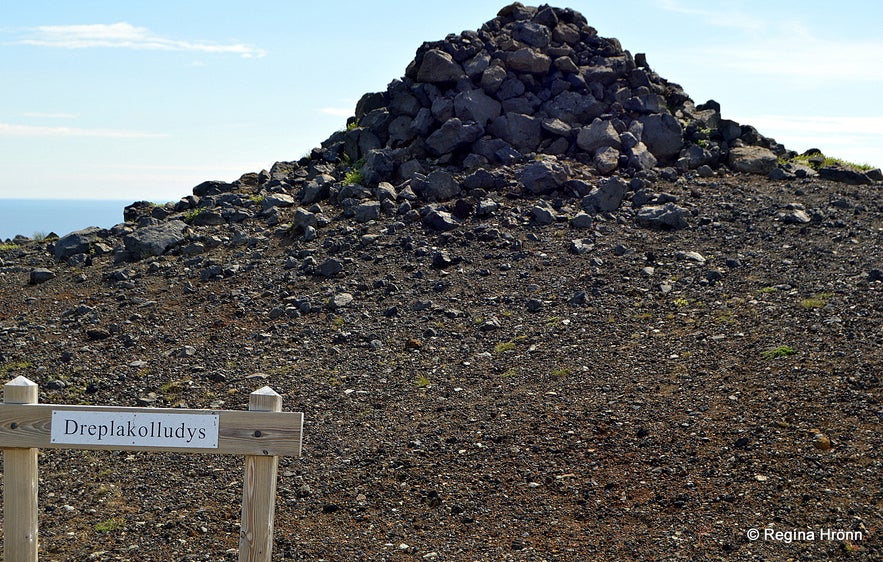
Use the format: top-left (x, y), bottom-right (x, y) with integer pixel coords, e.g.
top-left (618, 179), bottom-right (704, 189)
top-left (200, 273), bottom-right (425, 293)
top-left (494, 342), bottom-right (516, 353)
top-left (552, 367), bottom-right (572, 377)
top-left (0, 360), bottom-right (33, 375)
top-left (94, 517), bottom-right (125, 533)
top-left (800, 292), bottom-right (833, 309)
top-left (182, 208), bottom-right (204, 223)
top-left (762, 345), bottom-right (797, 359)
top-left (414, 374), bottom-right (431, 388)
top-left (343, 169), bottom-right (364, 186)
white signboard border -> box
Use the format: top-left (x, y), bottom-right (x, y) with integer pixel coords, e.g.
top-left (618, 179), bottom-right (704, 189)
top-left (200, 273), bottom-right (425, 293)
top-left (51, 410), bottom-right (220, 449)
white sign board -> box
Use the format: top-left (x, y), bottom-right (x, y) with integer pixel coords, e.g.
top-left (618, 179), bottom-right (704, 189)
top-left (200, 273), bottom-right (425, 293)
top-left (50, 410), bottom-right (219, 449)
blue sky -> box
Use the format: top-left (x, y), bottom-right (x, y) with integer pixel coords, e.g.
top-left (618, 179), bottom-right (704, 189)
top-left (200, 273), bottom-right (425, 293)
top-left (1, 0), bottom-right (881, 201)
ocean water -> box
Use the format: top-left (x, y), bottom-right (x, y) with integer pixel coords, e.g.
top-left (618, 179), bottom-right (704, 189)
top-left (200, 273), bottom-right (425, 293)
top-left (0, 199), bottom-right (134, 241)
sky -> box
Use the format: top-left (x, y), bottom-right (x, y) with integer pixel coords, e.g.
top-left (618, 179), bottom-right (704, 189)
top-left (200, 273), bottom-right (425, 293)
top-left (1, 0), bottom-right (881, 202)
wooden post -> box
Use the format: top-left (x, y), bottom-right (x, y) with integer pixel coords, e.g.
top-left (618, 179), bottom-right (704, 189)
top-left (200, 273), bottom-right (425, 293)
top-left (238, 387), bottom-right (282, 562)
top-left (3, 376), bottom-right (40, 562)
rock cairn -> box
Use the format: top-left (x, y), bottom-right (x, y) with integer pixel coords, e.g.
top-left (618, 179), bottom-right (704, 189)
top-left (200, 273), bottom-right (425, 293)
top-left (9, 3), bottom-right (880, 259)
top-left (320, 2), bottom-right (791, 184)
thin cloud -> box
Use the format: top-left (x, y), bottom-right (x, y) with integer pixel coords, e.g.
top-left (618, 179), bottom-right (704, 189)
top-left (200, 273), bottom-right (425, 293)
top-left (654, 0), bottom-right (766, 32)
top-left (744, 115), bottom-right (883, 136)
top-left (17, 22), bottom-right (266, 58)
top-left (23, 112), bottom-right (79, 119)
top-left (88, 163), bottom-right (260, 173)
top-left (664, 16), bottom-right (883, 83)
top-left (0, 122), bottom-right (168, 138)
top-left (700, 34), bottom-right (883, 81)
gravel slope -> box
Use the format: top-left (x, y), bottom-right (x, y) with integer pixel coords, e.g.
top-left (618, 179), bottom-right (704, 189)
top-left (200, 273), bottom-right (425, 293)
top-left (1, 170), bottom-right (880, 561)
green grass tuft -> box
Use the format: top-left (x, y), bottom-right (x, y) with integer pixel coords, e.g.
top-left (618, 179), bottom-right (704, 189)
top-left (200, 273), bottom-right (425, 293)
top-left (786, 153), bottom-right (875, 172)
top-left (94, 517), bottom-right (125, 533)
top-left (343, 169), bottom-right (364, 186)
top-left (0, 361), bottom-right (33, 375)
top-left (414, 374), bottom-right (431, 388)
top-left (762, 345), bottom-right (797, 359)
top-left (494, 342), bottom-right (516, 353)
top-left (182, 207), bottom-right (205, 223)
top-left (800, 292), bottom-right (834, 309)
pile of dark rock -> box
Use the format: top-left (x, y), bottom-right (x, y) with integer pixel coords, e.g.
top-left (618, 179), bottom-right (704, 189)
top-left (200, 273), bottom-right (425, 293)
top-left (10, 3), bottom-right (881, 266)
top-left (322, 2), bottom-right (794, 183)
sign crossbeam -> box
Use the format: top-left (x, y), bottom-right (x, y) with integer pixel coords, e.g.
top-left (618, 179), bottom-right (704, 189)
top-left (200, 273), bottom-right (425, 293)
top-left (0, 403), bottom-right (302, 456)
top-left (0, 376), bottom-right (303, 562)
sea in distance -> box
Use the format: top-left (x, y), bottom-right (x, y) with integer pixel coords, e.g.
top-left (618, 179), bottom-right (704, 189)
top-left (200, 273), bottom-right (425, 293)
top-left (0, 199), bottom-right (134, 242)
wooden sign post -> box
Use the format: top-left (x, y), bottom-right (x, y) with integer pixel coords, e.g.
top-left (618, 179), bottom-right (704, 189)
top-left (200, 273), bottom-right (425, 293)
top-left (0, 376), bottom-right (303, 562)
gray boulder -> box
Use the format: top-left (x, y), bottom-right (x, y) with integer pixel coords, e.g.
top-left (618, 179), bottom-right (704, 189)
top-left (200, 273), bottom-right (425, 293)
top-left (416, 49), bottom-right (465, 83)
top-left (29, 268), bottom-right (56, 285)
top-left (192, 180), bottom-right (233, 197)
top-left (191, 210), bottom-right (225, 226)
top-left (488, 113), bottom-right (542, 153)
top-left (387, 115), bottom-right (414, 144)
top-left (300, 177), bottom-right (331, 205)
top-left (577, 119), bottom-right (621, 153)
top-left (582, 176), bottom-right (628, 213)
top-left (518, 159), bottom-right (569, 195)
top-left (353, 201), bottom-right (381, 222)
top-left (628, 142), bottom-right (658, 170)
top-left (425, 118), bottom-right (484, 156)
top-left (480, 65), bottom-right (508, 95)
top-left (464, 52), bottom-right (491, 77)
top-left (553, 55), bottom-right (579, 74)
top-left (640, 113), bottom-right (684, 160)
top-left (570, 212), bottom-right (594, 229)
top-left (123, 220), bottom-right (186, 260)
top-left (728, 146), bottom-right (778, 174)
top-left (375, 182), bottom-right (397, 201)
top-left (507, 48), bottom-right (552, 74)
top-left (425, 170), bottom-right (461, 202)
top-left (423, 209), bottom-right (460, 231)
top-left (290, 207), bottom-right (318, 234)
top-left (680, 144), bottom-right (713, 169)
top-left (818, 165), bottom-right (875, 185)
top-left (388, 91), bottom-right (421, 117)
top-left (541, 118), bottom-right (572, 137)
top-left (317, 258), bottom-right (344, 277)
top-left (360, 149), bottom-right (394, 185)
top-left (54, 227), bottom-right (103, 261)
top-left (454, 89), bottom-right (502, 127)
top-left (542, 91), bottom-right (605, 123)
top-left (512, 22), bottom-right (551, 48)
top-left (636, 203), bottom-right (690, 229)
top-left (593, 146), bottom-right (620, 175)
top-left (261, 193), bottom-right (295, 211)
top-left (531, 205), bottom-right (555, 225)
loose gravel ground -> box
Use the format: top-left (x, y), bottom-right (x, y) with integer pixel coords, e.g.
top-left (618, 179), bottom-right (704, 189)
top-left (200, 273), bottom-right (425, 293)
top-left (0, 172), bottom-right (881, 560)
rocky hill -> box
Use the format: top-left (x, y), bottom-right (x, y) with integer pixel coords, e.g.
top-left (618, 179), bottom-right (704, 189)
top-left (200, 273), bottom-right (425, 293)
top-left (1, 3), bottom-right (881, 560)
